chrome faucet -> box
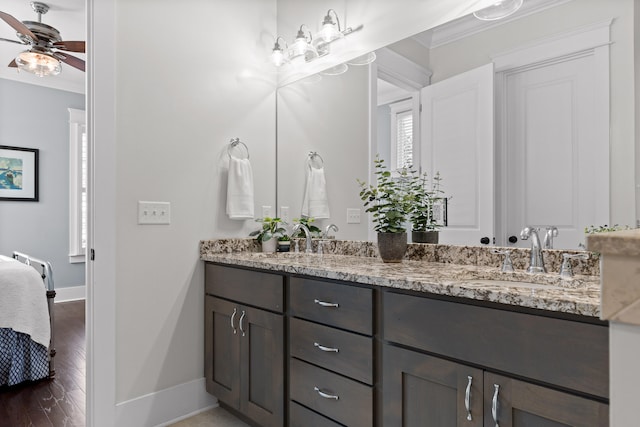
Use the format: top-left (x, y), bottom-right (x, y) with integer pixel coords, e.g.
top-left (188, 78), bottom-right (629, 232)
top-left (543, 226), bottom-right (558, 249)
top-left (324, 224), bottom-right (339, 239)
top-left (520, 227), bottom-right (546, 273)
top-left (292, 223), bottom-right (313, 254)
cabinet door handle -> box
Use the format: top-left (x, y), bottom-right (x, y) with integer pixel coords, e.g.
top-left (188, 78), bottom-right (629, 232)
top-left (230, 308), bottom-right (237, 335)
top-left (314, 386), bottom-right (339, 400)
top-left (314, 298), bottom-right (339, 308)
top-left (492, 384), bottom-right (500, 427)
top-left (314, 342), bottom-right (339, 353)
top-left (465, 375), bottom-right (473, 421)
top-left (239, 310), bottom-right (246, 337)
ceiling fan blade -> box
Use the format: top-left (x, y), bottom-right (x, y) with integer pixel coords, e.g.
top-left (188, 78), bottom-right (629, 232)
top-left (8, 59), bottom-right (17, 68)
top-left (52, 41), bottom-right (85, 53)
top-left (0, 11), bottom-right (38, 43)
top-left (0, 37), bottom-right (24, 45)
top-left (54, 52), bottom-right (85, 72)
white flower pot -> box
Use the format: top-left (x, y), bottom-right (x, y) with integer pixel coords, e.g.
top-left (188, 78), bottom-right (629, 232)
top-left (261, 238), bottom-right (277, 253)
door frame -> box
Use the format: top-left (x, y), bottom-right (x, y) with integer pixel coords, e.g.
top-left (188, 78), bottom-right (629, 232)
top-left (493, 19), bottom-right (611, 246)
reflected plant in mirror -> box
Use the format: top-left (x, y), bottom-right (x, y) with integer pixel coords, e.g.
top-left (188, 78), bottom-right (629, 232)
top-left (409, 171), bottom-right (447, 244)
top-left (292, 217), bottom-right (322, 238)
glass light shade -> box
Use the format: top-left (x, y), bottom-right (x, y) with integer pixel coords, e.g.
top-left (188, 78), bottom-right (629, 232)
top-left (320, 63), bottom-right (348, 76)
top-left (473, 0), bottom-right (523, 21)
top-left (320, 22), bottom-right (343, 44)
top-left (271, 47), bottom-right (286, 67)
top-left (290, 34), bottom-right (318, 65)
top-left (347, 52), bottom-right (377, 66)
top-left (16, 50), bottom-right (61, 77)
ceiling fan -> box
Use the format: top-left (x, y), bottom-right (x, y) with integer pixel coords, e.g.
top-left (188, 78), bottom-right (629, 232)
top-left (0, 1), bottom-right (85, 77)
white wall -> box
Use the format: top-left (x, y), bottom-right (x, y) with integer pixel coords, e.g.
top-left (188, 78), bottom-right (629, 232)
top-left (428, 0), bottom-right (636, 228)
top-left (114, 0), bottom-right (276, 405)
top-left (0, 79), bottom-right (85, 288)
top-left (277, 65), bottom-right (370, 240)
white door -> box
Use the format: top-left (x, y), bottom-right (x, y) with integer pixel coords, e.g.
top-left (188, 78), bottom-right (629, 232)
top-left (421, 63), bottom-right (494, 245)
top-left (500, 53), bottom-right (609, 249)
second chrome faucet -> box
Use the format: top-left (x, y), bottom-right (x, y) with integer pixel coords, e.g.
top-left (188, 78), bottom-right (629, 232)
top-left (520, 226), bottom-right (546, 273)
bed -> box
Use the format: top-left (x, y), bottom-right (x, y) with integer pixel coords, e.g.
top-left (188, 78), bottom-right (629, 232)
top-left (0, 252), bottom-right (56, 386)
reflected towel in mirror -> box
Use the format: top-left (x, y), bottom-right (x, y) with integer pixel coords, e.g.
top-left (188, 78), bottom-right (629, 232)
top-left (226, 157), bottom-right (254, 219)
top-left (302, 166), bottom-right (330, 219)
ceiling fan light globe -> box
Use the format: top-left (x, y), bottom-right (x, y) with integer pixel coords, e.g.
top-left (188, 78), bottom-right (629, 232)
top-left (16, 50), bottom-right (61, 77)
top-left (473, 0), bottom-right (523, 21)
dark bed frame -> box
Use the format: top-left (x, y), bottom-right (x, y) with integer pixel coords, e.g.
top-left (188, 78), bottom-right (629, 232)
top-left (11, 251), bottom-right (56, 378)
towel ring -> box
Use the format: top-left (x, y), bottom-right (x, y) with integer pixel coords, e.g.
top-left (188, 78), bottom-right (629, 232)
top-left (308, 151), bottom-right (324, 170)
top-left (228, 138), bottom-right (250, 160)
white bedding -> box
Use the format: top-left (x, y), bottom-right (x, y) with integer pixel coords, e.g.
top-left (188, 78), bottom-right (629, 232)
top-left (0, 255), bottom-right (50, 348)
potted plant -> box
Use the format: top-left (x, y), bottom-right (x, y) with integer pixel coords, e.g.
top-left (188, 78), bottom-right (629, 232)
top-left (409, 171), bottom-right (445, 244)
top-left (249, 217), bottom-right (287, 253)
top-left (358, 156), bottom-right (412, 262)
top-left (277, 234), bottom-right (291, 252)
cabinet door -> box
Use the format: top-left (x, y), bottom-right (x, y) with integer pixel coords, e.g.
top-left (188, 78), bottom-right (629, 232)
top-left (383, 344), bottom-right (483, 427)
top-left (239, 305), bottom-right (284, 427)
top-left (484, 372), bottom-right (608, 427)
top-left (205, 296), bottom-right (240, 409)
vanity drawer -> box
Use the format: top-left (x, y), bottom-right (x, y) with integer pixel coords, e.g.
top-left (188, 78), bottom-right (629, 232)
top-left (290, 402), bottom-right (344, 427)
top-left (289, 277), bottom-right (373, 335)
top-left (383, 291), bottom-right (609, 399)
top-left (290, 318), bottom-right (373, 385)
top-left (290, 358), bottom-right (372, 427)
top-left (205, 263), bottom-right (284, 313)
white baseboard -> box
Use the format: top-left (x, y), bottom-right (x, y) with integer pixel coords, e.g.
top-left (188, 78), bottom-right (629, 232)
top-left (55, 285), bottom-right (86, 302)
top-left (115, 377), bottom-right (218, 427)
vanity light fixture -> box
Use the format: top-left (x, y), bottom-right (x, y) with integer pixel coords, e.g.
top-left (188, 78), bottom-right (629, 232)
top-left (473, 0), bottom-right (523, 21)
top-left (289, 25), bottom-right (318, 65)
top-left (272, 10), bottom-right (363, 68)
top-left (15, 48), bottom-right (61, 77)
top-left (271, 36), bottom-right (289, 67)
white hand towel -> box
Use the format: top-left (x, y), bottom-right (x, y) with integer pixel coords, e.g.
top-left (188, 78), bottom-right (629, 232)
top-left (302, 166), bottom-right (330, 219)
top-left (226, 157), bottom-right (254, 220)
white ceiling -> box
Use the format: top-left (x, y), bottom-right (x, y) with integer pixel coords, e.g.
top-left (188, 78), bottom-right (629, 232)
top-left (0, 0), bottom-right (85, 94)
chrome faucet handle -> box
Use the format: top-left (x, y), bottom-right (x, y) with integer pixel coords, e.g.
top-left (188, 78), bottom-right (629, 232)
top-left (543, 226), bottom-right (559, 249)
top-left (559, 253), bottom-right (589, 278)
top-left (491, 249), bottom-right (514, 272)
top-left (317, 240), bottom-right (324, 256)
top-left (324, 224), bottom-right (339, 239)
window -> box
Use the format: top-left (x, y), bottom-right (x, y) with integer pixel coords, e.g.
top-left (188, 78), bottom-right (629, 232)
top-left (68, 108), bottom-right (87, 263)
top-left (389, 99), bottom-right (414, 171)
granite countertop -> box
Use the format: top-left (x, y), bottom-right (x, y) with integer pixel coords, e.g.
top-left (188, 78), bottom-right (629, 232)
top-left (201, 250), bottom-right (601, 317)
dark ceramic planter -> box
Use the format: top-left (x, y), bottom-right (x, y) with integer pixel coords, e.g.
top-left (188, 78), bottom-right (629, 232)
top-left (377, 232), bottom-right (407, 263)
top-left (412, 230), bottom-right (439, 244)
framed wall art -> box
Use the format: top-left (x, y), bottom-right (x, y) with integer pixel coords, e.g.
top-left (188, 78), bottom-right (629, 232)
top-left (0, 145), bottom-right (39, 201)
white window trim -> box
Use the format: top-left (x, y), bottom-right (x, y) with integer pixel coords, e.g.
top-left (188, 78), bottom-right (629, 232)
top-left (68, 108), bottom-right (86, 263)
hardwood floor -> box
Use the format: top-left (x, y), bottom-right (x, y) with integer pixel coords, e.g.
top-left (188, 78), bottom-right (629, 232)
top-left (0, 300), bottom-right (85, 427)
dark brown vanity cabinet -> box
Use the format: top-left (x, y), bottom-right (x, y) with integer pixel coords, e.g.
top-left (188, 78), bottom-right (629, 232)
top-left (289, 277), bottom-right (374, 427)
top-left (383, 291), bottom-right (609, 427)
top-left (204, 264), bottom-right (285, 427)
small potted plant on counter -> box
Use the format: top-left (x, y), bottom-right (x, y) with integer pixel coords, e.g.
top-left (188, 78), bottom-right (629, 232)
top-left (358, 156), bottom-right (412, 263)
top-left (277, 234), bottom-right (291, 252)
top-left (249, 217), bottom-right (287, 253)
top-left (409, 171), bottom-right (446, 244)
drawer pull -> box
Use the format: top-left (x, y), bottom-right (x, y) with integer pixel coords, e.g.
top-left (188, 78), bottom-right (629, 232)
top-left (492, 384), bottom-right (500, 427)
top-left (314, 298), bottom-right (339, 308)
top-left (239, 310), bottom-right (246, 337)
top-left (465, 375), bottom-right (472, 421)
top-left (230, 308), bottom-right (237, 335)
top-left (314, 342), bottom-right (339, 353)
top-left (314, 386), bottom-right (339, 400)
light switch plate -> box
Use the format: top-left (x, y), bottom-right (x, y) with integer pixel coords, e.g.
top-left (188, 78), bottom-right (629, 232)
top-left (262, 205), bottom-right (272, 218)
top-left (138, 201), bottom-right (171, 225)
top-left (281, 206), bottom-right (290, 223)
top-left (347, 208), bottom-right (361, 224)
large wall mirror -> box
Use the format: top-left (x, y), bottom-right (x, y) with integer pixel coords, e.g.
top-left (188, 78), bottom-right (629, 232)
top-left (277, 0), bottom-right (636, 250)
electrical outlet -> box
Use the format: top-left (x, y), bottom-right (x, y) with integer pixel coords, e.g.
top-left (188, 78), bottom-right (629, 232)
top-left (281, 206), bottom-right (290, 223)
top-left (347, 208), bottom-right (361, 224)
top-left (262, 205), bottom-right (272, 218)
top-left (138, 201), bottom-right (171, 225)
